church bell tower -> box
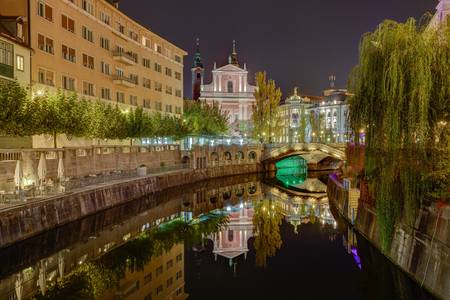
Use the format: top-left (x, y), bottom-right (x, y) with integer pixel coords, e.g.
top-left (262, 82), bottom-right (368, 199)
top-left (191, 38), bottom-right (204, 100)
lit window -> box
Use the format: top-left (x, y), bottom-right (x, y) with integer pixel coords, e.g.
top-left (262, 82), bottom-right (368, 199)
top-left (16, 55), bottom-right (24, 71)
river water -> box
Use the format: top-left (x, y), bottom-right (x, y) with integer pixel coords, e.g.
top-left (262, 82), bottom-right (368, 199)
top-left (0, 173), bottom-right (435, 300)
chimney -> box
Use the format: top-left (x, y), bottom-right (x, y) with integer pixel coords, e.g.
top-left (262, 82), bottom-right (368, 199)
top-left (107, 0), bottom-right (120, 8)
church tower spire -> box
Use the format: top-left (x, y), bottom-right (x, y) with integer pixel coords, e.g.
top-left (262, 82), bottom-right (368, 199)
top-left (229, 40), bottom-right (239, 67)
top-left (191, 38), bottom-right (205, 100)
top-left (192, 38), bottom-right (203, 68)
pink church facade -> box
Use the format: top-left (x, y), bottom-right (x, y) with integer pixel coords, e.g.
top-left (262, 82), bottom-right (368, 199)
top-left (193, 41), bottom-right (256, 136)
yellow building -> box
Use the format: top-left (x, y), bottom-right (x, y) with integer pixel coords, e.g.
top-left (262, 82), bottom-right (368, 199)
top-left (0, 0), bottom-right (186, 115)
top-left (101, 243), bottom-right (189, 300)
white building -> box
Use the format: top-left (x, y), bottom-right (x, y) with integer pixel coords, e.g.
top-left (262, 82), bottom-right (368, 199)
top-left (278, 79), bottom-right (350, 144)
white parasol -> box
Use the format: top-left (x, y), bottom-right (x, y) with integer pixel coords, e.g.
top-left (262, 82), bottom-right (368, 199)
top-left (14, 160), bottom-right (23, 190)
top-left (57, 155), bottom-right (64, 181)
top-left (37, 153), bottom-right (47, 187)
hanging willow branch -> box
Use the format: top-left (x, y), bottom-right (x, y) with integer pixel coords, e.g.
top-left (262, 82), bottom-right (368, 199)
top-left (348, 18), bottom-right (450, 251)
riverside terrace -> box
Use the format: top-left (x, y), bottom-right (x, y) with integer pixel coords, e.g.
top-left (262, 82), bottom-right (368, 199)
top-left (0, 144), bottom-right (263, 209)
top-left (0, 142), bottom-right (347, 209)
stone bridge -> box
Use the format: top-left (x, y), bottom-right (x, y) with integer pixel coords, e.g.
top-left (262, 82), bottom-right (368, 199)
top-left (262, 143), bottom-right (346, 171)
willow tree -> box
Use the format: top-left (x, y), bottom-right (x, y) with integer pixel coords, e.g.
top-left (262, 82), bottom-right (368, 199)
top-left (252, 72), bottom-right (282, 143)
top-left (348, 18), bottom-right (449, 250)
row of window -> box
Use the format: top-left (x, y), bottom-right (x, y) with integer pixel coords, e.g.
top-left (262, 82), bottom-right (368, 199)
top-left (38, 0), bottom-right (183, 64)
top-left (37, 70), bottom-right (181, 113)
top-left (37, 33), bottom-right (181, 88)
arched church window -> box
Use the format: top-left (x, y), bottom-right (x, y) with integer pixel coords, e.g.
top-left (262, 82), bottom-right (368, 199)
top-left (197, 73), bottom-right (201, 79)
top-left (227, 81), bottom-right (233, 93)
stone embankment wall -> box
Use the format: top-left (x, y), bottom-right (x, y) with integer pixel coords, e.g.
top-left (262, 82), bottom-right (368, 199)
top-left (0, 163), bottom-right (262, 248)
top-left (327, 176), bottom-right (449, 300)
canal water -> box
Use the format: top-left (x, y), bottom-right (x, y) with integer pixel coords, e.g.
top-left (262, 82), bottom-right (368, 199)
top-left (0, 172), bottom-right (435, 299)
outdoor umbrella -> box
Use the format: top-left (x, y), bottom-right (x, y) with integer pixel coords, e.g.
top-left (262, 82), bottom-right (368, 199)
top-left (37, 153), bottom-right (47, 189)
top-left (57, 155), bottom-right (64, 182)
top-left (14, 160), bottom-right (23, 191)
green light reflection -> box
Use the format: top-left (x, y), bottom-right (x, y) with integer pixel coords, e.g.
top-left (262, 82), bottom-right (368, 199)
top-left (275, 156), bottom-right (308, 188)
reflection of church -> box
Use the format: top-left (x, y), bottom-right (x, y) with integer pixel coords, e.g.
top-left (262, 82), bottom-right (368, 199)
top-left (208, 204), bottom-right (254, 266)
top-left (191, 40), bottom-right (256, 136)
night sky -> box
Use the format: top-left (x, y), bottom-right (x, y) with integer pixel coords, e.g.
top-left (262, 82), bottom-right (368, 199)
top-left (119, 0), bottom-right (437, 97)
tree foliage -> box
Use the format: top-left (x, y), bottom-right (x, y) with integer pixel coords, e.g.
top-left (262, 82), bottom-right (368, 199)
top-left (0, 83), bottom-right (209, 146)
top-left (0, 80), bottom-right (30, 136)
top-left (348, 18), bottom-right (450, 250)
top-left (252, 72), bottom-right (282, 143)
top-left (183, 100), bottom-right (229, 135)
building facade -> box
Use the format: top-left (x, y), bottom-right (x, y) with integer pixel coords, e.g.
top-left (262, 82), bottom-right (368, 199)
top-left (0, 17), bottom-right (31, 86)
top-left (0, 0), bottom-right (186, 115)
top-left (279, 81), bottom-right (350, 144)
top-left (428, 0), bottom-right (450, 29)
top-left (194, 41), bottom-right (256, 136)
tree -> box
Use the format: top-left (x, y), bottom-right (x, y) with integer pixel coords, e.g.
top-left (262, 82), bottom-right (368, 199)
top-left (34, 91), bottom-right (71, 148)
top-left (183, 100), bottom-right (229, 135)
top-left (252, 72), bottom-right (282, 143)
top-left (348, 18), bottom-right (449, 250)
top-left (0, 80), bottom-right (30, 136)
top-left (126, 107), bottom-right (145, 145)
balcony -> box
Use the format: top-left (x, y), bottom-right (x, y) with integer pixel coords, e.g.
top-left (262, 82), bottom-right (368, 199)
top-left (113, 75), bottom-right (137, 88)
top-left (0, 63), bottom-right (13, 79)
top-left (112, 50), bottom-right (136, 65)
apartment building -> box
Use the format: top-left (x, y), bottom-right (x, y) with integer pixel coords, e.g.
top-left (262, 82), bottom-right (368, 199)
top-left (0, 0), bottom-right (186, 115)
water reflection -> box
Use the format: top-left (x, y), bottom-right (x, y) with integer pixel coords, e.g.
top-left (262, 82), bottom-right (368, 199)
top-left (209, 204), bottom-right (254, 266)
top-left (100, 243), bottom-right (188, 300)
top-left (275, 156), bottom-right (307, 188)
top-left (0, 173), bottom-right (436, 300)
